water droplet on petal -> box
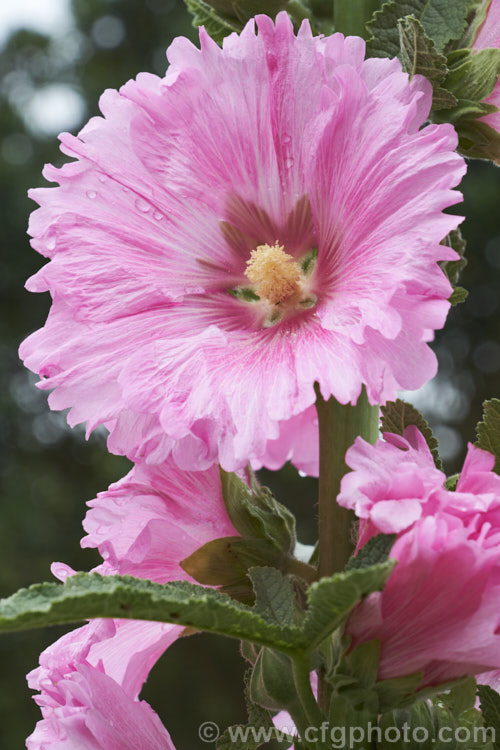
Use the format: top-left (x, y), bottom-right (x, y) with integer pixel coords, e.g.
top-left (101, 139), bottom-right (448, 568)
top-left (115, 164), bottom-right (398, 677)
top-left (282, 134), bottom-right (292, 144)
top-left (135, 197), bottom-right (151, 213)
top-left (285, 157), bottom-right (294, 169)
top-left (86, 190), bottom-right (97, 199)
top-left (97, 173), bottom-right (107, 183)
top-left (153, 210), bottom-right (164, 221)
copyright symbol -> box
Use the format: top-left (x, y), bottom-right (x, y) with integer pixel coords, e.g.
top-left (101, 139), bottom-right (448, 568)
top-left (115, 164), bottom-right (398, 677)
top-left (199, 721), bottom-right (220, 743)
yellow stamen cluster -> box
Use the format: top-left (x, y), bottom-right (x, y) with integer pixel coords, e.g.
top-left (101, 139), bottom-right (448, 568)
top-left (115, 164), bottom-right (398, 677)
top-left (245, 242), bottom-right (302, 305)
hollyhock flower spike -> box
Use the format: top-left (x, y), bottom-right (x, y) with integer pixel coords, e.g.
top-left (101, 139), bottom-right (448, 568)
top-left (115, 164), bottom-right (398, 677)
top-left (21, 12), bottom-right (466, 472)
top-left (341, 429), bottom-right (500, 688)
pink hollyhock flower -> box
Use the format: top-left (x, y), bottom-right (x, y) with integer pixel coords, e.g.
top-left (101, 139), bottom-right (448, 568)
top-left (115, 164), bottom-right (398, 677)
top-left (81, 459), bottom-right (238, 581)
top-left (28, 457), bottom-right (240, 747)
top-left (20, 12), bottom-right (465, 472)
top-left (27, 568), bottom-right (180, 749)
top-left (341, 431), bottom-right (500, 687)
top-left (473, 0), bottom-right (500, 133)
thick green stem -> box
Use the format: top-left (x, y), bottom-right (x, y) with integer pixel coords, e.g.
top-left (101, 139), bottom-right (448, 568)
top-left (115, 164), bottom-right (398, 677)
top-left (333, 0), bottom-right (379, 38)
top-left (290, 655), bottom-right (328, 749)
top-left (315, 388), bottom-right (379, 714)
top-left (316, 387), bottom-right (379, 580)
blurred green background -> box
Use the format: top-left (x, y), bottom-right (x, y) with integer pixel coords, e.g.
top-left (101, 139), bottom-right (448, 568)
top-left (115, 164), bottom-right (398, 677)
top-left (0, 0), bottom-right (499, 747)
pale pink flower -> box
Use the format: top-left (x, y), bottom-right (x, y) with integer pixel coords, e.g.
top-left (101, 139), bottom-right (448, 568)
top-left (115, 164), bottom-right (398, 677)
top-left (473, 0), bottom-right (500, 132)
top-left (342, 432), bottom-right (500, 686)
top-left (28, 457), bottom-right (239, 747)
top-left (81, 458), bottom-right (238, 581)
top-left (21, 13), bottom-right (465, 472)
top-left (27, 567), bottom-right (180, 749)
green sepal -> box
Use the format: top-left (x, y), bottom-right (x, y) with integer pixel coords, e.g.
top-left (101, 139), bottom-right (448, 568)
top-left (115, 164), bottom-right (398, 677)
top-left (220, 469), bottom-right (296, 556)
top-left (375, 672), bottom-right (424, 712)
top-left (445, 48), bottom-right (500, 106)
top-left (475, 399), bottom-right (500, 474)
top-left (250, 647), bottom-right (297, 711)
top-left (398, 16), bottom-right (457, 110)
top-left (454, 118), bottom-right (500, 164)
top-left (180, 537), bottom-right (286, 603)
top-left (381, 399), bottom-right (443, 471)
top-left (366, 0), bottom-right (472, 58)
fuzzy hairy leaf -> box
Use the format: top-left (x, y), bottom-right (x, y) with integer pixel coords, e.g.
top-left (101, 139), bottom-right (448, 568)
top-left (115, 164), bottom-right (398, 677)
top-left (184, 0), bottom-right (239, 44)
top-left (398, 16), bottom-right (457, 109)
top-left (381, 399), bottom-right (443, 471)
top-left (0, 573), bottom-right (301, 650)
top-left (441, 227), bottom-right (467, 284)
top-left (475, 399), bottom-right (500, 474)
top-left (303, 562), bottom-right (395, 649)
top-left (367, 0), bottom-right (471, 58)
top-left (448, 286), bottom-right (468, 305)
top-left (248, 567), bottom-right (296, 627)
top-left (346, 534), bottom-right (397, 571)
top-left (477, 685), bottom-right (500, 750)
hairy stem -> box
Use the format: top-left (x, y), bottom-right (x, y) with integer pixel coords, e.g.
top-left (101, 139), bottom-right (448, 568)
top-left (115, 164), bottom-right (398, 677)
top-left (315, 387), bottom-right (379, 713)
top-left (290, 655), bottom-right (328, 749)
top-left (316, 387), bottom-right (379, 580)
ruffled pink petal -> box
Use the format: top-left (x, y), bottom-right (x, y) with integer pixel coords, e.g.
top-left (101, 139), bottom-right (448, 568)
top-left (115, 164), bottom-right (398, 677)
top-left (82, 460), bottom-right (237, 581)
top-left (22, 12), bottom-right (466, 471)
top-left (27, 664), bottom-right (175, 750)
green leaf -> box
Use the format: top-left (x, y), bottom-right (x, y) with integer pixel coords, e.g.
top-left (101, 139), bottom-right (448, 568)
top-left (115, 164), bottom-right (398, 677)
top-left (303, 562), bottom-right (395, 649)
top-left (381, 399), bottom-right (443, 471)
top-left (0, 573), bottom-right (302, 651)
top-left (379, 700), bottom-right (457, 749)
top-left (449, 286), bottom-right (468, 305)
top-left (366, 0), bottom-right (471, 58)
top-left (184, 0), bottom-right (239, 45)
top-left (477, 685), bottom-right (500, 750)
top-left (475, 399), bottom-right (500, 474)
top-left (445, 473), bottom-right (459, 490)
top-left (441, 227), bottom-right (467, 296)
top-left (436, 676), bottom-right (477, 718)
top-left (346, 534), bottom-right (397, 571)
top-left (248, 567), bottom-right (296, 627)
top-left (220, 470), bottom-right (296, 556)
top-left (398, 16), bottom-right (457, 110)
